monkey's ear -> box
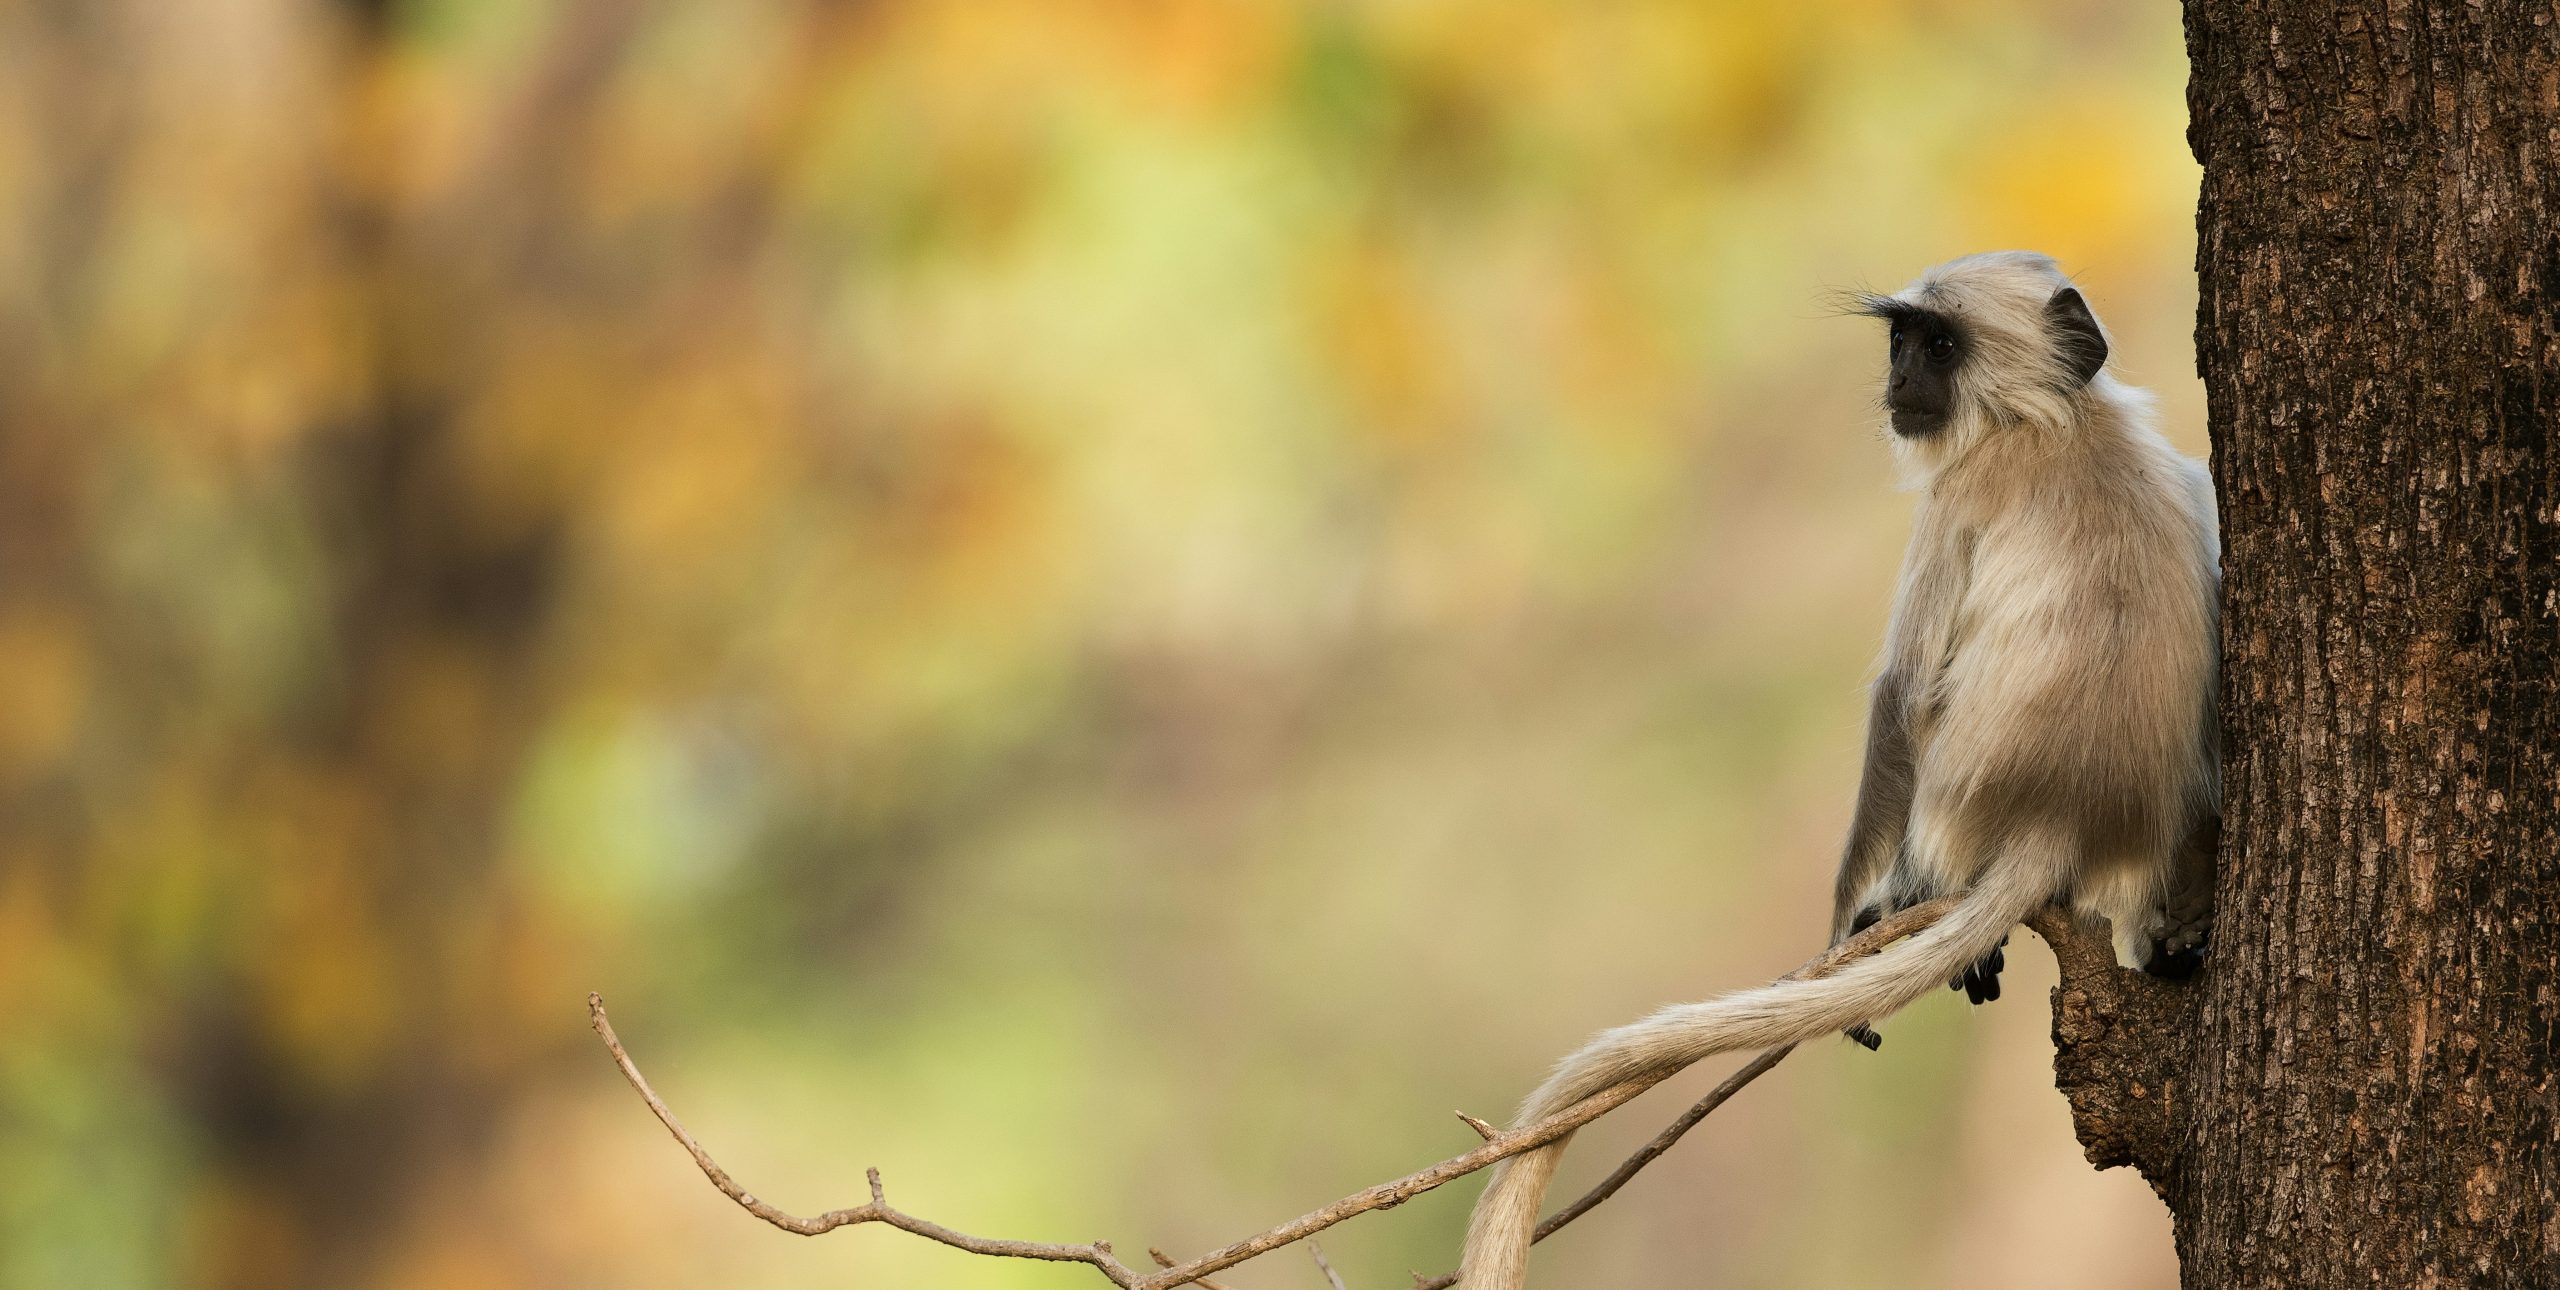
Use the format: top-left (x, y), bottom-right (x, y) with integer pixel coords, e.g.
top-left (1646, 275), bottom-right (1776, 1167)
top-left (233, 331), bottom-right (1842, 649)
top-left (2045, 287), bottom-right (2108, 386)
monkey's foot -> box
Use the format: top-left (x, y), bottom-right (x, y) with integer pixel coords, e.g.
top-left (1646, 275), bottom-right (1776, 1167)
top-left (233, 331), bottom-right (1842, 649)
top-left (2143, 884), bottom-right (2212, 979)
top-left (1844, 1023), bottom-right (1883, 1051)
top-left (2141, 943), bottom-right (2203, 979)
top-left (2150, 814), bottom-right (2216, 977)
top-left (2142, 916), bottom-right (2208, 979)
top-left (1948, 938), bottom-right (2007, 1004)
top-left (2157, 884), bottom-right (2213, 957)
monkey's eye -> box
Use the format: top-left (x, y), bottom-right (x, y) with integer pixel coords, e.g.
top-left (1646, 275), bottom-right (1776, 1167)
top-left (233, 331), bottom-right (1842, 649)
top-left (1925, 333), bottom-right (1957, 364)
top-left (1888, 326), bottom-right (1904, 349)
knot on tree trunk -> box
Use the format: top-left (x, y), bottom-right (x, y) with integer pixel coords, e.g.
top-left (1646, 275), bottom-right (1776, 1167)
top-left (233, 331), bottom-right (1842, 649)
top-left (2026, 909), bottom-right (2199, 1200)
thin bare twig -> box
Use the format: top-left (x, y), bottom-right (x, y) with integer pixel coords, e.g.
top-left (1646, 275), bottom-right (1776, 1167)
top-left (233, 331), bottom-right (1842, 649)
top-left (593, 898), bottom-right (1958, 1289)
top-left (1311, 1241), bottom-right (1351, 1290)
top-left (588, 994), bottom-right (1144, 1286)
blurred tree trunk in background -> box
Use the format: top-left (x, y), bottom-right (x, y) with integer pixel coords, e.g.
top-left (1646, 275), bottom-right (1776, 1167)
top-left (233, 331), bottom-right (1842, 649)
top-left (2087, 4), bottom-right (2558, 1285)
top-left (154, 6), bottom-right (631, 1285)
top-left (4, 4), bottom-right (642, 1284)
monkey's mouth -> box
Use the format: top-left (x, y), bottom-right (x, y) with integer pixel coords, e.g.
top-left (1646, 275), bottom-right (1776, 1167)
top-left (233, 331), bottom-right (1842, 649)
top-left (1889, 409), bottom-right (1948, 438)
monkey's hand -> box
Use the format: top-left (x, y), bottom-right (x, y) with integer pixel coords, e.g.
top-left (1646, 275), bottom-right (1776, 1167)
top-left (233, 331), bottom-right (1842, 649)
top-left (1838, 908), bottom-right (1890, 1050)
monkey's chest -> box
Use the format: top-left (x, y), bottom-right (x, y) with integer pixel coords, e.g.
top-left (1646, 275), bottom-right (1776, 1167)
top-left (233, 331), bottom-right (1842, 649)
top-left (1893, 534), bottom-right (2111, 738)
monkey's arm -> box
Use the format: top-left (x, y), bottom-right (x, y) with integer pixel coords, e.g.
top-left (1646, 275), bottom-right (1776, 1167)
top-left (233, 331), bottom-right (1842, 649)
top-left (1831, 670), bottom-right (1916, 943)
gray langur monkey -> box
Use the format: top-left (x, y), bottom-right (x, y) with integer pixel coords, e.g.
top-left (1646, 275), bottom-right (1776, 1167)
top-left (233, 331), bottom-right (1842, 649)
top-left (1456, 251), bottom-right (2221, 1290)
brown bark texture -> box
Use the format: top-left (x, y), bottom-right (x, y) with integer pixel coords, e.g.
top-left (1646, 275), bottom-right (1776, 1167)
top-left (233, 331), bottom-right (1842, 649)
top-left (2047, 5), bottom-right (2560, 1287)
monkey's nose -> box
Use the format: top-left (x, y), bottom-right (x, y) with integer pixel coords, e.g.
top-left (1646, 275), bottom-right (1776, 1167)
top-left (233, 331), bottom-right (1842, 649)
top-left (1889, 372), bottom-right (1908, 390)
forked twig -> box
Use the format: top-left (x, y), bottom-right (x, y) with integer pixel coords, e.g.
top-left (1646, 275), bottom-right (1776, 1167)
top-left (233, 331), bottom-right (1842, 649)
top-left (592, 897), bottom-right (1958, 1288)
top-left (1403, 908), bottom-right (1926, 1288)
top-left (1404, 1044), bottom-right (1799, 1289)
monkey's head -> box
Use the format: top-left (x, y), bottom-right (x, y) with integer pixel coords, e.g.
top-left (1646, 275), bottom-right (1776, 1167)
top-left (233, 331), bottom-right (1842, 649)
top-left (1856, 251), bottom-right (2111, 453)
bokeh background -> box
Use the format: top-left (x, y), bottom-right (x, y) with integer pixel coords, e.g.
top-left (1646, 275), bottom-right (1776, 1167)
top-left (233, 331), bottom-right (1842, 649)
top-left (0, 2), bottom-right (2205, 1287)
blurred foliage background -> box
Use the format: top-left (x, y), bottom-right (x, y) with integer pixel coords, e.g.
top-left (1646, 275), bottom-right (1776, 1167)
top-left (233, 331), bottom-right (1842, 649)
top-left (0, 1), bottom-right (2204, 1287)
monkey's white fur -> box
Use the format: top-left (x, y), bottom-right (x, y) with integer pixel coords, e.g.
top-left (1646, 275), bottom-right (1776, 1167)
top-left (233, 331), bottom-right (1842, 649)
top-left (1456, 252), bottom-right (2220, 1289)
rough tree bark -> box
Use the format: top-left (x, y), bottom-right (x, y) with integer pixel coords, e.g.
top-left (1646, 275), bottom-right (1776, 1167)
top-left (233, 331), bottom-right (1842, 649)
top-left (2044, 4), bottom-right (2560, 1287)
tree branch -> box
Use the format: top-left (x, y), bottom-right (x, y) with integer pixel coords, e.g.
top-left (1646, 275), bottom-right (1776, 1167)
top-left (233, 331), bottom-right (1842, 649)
top-left (1400, 914), bottom-right (1923, 1289)
top-left (1404, 1044), bottom-right (1798, 1290)
top-left (591, 898), bottom-right (1957, 1287)
top-left (1148, 1248), bottom-right (1241, 1290)
top-left (2023, 908), bottom-right (2198, 1192)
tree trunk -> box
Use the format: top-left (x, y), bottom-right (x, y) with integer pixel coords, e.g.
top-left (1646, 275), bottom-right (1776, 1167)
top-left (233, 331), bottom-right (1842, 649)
top-left (2047, 4), bottom-right (2560, 1286)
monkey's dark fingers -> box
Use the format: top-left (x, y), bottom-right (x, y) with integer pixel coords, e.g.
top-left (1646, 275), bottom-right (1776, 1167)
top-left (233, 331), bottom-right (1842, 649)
top-left (1844, 1024), bottom-right (1883, 1051)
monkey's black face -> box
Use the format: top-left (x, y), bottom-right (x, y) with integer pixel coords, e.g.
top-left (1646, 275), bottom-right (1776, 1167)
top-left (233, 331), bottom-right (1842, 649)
top-left (1881, 309), bottom-right (1964, 437)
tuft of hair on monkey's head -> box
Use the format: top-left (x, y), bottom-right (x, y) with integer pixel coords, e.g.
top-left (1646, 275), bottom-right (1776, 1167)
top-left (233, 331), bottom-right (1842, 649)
top-left (1853, 251), bottom-right (2113, 460)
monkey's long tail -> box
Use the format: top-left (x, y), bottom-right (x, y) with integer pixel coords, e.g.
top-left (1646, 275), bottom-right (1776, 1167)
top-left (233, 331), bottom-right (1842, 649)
top-left (1453, 843), bottom-right (2062, 1290)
